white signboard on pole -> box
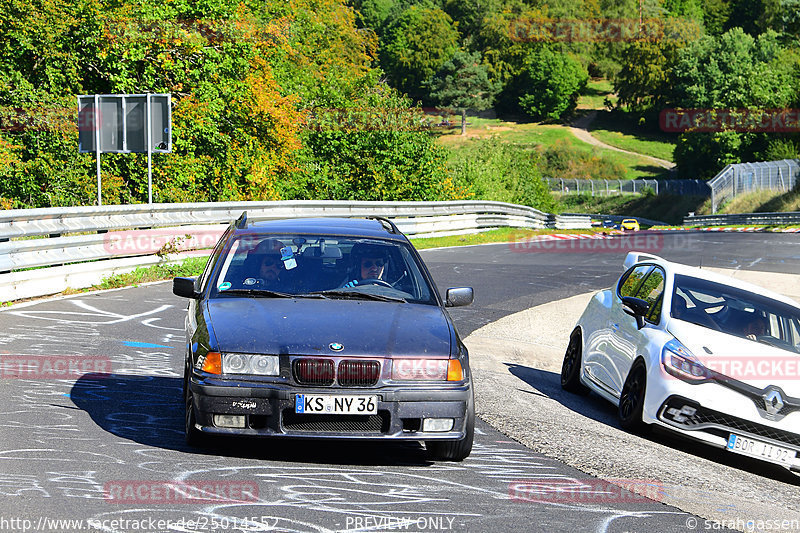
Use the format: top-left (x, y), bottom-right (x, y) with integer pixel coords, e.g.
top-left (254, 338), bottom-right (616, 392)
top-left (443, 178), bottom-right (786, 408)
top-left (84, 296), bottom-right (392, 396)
top-left (78, 94), bottom-right (171, 205)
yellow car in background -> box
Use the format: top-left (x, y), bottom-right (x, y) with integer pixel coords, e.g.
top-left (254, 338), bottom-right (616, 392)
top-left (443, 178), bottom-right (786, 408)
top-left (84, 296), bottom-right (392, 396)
top-left (621, 218), bottom-right (640, 231)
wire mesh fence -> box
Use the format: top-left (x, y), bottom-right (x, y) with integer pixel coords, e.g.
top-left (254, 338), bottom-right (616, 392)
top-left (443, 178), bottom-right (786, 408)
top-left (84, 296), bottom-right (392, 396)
top-left (545, 178), bottom-right (710, 197)
top-left (708, 159), bottom-right (800, 213)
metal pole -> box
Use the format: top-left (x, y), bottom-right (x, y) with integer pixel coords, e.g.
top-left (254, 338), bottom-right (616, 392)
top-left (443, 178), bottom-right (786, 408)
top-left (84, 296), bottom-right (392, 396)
top-left (147, 93), bottom-right (153, 204)
top-left (94, 94), bottom-right (101, 206)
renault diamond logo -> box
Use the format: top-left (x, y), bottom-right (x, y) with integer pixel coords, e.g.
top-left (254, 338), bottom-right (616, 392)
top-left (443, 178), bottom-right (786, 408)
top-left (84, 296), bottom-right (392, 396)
top-left (763, 388), bottom-right (785, 416)
top-left (329, 343), bottom-right (344, 352)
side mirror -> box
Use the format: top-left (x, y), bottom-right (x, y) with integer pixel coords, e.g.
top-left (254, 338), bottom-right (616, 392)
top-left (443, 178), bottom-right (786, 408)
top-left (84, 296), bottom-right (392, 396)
top-left (622, 296), bottom-right (650, 329)
top-left (446, 287), bottom-right (474, 307)
top-left (173, 277), bottom-right (200, 299)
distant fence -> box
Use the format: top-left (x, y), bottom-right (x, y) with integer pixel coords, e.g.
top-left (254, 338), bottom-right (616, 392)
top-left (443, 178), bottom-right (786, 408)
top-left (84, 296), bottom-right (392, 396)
top-left (708, 159), bottom-right (800, 213)
top-left (546, 178), bottom-right (710, 196)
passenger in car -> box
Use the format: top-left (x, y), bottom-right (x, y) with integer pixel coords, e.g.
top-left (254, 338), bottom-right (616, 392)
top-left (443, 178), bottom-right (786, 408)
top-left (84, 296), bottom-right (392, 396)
top-left (243, 240), bottom-right (286, 289)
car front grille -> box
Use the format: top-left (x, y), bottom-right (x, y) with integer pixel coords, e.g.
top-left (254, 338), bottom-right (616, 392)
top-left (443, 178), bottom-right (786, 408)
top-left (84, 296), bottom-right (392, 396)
top-left (292, 358), bottom-right (380, 386)
top-left (293, 359), bottom-right (335, 386)
top-left (338, 360), bottom-right (380, 386)
top-left (660, 396), bottom-right (800, 449)
top-left (281, 410), bottom-right (389, 433)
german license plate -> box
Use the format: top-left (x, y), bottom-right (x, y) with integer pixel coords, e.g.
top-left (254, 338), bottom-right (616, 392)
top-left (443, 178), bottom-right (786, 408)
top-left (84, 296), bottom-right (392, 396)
top-left (726, 434), bottom-right (796, 466)
top-left (295, 394), bottom-right (377, 415)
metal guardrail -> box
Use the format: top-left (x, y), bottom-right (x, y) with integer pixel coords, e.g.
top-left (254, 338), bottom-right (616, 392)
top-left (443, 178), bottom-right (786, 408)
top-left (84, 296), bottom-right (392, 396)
top-left (546, 178), bottom-right (710, 196)
top-left (708, 159), bottom-right (800, 213)
top-left (565, 213), bottom-right (669, 227)
top-left (0, 200), bottom-right (590, 302)
top-left (684, 212), bottom-right (800, 226)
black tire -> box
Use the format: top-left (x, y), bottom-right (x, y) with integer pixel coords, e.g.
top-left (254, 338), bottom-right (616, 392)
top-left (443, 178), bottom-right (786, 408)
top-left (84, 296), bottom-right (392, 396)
top-left (619, 362), bottom-right (648, 433)
top-left (184, 369), bottom-right (206, 447)
top-left (426, 390), bottom-right (475, 461)
top-left (561, 330), bottom-right (589, 395)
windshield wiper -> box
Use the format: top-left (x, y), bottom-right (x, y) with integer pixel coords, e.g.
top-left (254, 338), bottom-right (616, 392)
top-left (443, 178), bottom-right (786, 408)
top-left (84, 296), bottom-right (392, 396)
top-left (310, 290), bottom-right (406, 303)
top-left (221, 289), bottom-right (326, 299)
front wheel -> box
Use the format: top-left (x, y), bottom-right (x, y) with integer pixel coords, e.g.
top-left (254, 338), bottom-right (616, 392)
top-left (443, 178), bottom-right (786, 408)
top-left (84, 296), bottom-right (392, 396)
top-left (619, 362), bottom-right (648, 433)
top-left (184, 370), bottom-right (206, 447)
top-left (426, 391), bottom-right (475, 461)
top-left (561, 330), bottom-right (589, 395)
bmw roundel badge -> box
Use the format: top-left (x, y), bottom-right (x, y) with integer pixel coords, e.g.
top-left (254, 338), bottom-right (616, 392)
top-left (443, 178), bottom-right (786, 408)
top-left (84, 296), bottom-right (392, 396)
top-left (329, 342), bottom-right (344, 352)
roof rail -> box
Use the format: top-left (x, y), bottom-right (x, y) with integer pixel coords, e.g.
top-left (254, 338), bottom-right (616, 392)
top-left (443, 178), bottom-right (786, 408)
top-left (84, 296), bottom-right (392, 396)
top-left (235, 211), bottom-right (247, 229)
top-left (367, 216), bottom-right (400, 235)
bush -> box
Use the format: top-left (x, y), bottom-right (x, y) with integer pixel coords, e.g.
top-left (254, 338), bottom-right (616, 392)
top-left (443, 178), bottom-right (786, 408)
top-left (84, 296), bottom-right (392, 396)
top-left (539, 140), bottom-right (626, 182)
top-left (447, 137), bottom-right (556, 211)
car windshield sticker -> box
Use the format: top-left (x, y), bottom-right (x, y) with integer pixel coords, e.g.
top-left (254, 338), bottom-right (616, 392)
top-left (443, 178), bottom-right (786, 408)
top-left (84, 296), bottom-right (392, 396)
top-left (280, 246), bottom-right (297, 270)
top-left (218, 281), bottom-right (232, 291)
top-left (243, 278), bottom-right (257, 286)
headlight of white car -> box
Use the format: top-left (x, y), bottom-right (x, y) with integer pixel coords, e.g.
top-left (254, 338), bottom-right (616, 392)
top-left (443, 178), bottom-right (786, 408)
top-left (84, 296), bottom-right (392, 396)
top-left (661, 339), bottom-right (711, 382)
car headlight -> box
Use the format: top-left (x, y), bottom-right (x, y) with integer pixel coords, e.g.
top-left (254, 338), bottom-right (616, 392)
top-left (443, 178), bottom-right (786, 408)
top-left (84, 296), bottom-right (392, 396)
top-left (392, 359), bottom-right (463, 381)
top-left (221, 353), bottom-right (279, 376)
top-left (661, 339), bottom-right (710, 382)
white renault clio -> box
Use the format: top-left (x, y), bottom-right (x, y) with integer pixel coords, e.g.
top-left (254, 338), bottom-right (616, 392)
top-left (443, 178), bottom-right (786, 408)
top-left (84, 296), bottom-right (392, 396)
top-left (562, 252), bottom-right (800, 471)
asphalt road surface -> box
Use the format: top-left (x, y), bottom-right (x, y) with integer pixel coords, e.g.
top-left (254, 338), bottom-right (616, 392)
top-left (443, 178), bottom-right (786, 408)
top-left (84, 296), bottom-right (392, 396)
top-left (0, 231), bottom-right (796, 533)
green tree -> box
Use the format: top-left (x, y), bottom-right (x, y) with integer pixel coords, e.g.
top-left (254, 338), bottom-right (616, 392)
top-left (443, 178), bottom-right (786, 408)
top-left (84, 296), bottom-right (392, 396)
top-left (426, 50), bottom-right (498, 135)
top-left (668, 29), bottom-right (800, 177)
top-left (379, 4), bottom-right (460, 101)
top-left (515, 47), bottom-right (588, 121)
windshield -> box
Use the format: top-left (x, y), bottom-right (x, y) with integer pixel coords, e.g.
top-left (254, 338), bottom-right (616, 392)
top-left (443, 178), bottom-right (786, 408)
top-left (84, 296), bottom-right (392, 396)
top-left (208, 234), bottom-right (436, 305)
top-left (671, 274), bottom-right (800, 353)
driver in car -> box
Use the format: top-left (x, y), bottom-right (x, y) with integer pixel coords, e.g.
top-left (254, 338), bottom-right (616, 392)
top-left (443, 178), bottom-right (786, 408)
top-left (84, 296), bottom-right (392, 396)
top-left (342, 244), bottom-right (389, 288)
top-left (744, 314), bottom-right (768, 341)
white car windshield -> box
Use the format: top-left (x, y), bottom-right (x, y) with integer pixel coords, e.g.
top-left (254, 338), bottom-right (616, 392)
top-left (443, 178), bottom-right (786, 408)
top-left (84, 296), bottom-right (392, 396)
top-left (672, 274), bottom-right (800, 353)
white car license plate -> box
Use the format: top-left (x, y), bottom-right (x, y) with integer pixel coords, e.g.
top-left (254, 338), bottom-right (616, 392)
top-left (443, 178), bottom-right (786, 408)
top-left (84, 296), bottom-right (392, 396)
top-left (726, 434), bottom-right (796, 466)
top-left (295, 394), bottom-right (377, 415)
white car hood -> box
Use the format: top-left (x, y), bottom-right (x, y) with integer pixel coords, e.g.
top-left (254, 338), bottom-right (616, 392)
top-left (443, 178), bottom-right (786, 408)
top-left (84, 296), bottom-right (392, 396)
top-left (668, 319), bottom-right (800, 394)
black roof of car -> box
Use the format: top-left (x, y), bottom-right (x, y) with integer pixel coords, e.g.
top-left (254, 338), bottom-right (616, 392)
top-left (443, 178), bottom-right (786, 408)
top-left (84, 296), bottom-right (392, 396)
top-left (234, 217), bottom-right (407, 241)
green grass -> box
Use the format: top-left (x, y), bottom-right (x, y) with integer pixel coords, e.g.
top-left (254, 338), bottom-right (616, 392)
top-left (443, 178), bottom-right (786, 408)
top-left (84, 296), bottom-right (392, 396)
top-left (587, 111), bottom-right (677, 162)
top-left (578, 78), bottom-right (617, 110)
top-left (439, 117), bottom-right (670, 181)
top-left (93, 256), bottom-right (209, 290)
top-left (410, 227), bottom-right (602, 250)
top-left (713, 189), bottom-right (800, 214)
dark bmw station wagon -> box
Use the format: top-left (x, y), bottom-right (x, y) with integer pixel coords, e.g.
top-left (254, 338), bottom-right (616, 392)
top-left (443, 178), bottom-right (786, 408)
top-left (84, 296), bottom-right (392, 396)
top-left (173, 215), bottom-right (475, 460)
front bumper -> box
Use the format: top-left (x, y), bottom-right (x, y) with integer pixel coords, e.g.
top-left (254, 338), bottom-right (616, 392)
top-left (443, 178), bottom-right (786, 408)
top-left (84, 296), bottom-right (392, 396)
top-left (653, 394), bottom-right (800, 471)
top-left (190, 376), bottom-right (472, 440)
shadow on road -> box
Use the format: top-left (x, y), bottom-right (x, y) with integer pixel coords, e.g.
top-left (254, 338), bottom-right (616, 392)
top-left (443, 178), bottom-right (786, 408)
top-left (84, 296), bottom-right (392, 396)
top-left (70, 373), bottom-right (430, 467)
top-left (504, 362), bottom-right (800, 486)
